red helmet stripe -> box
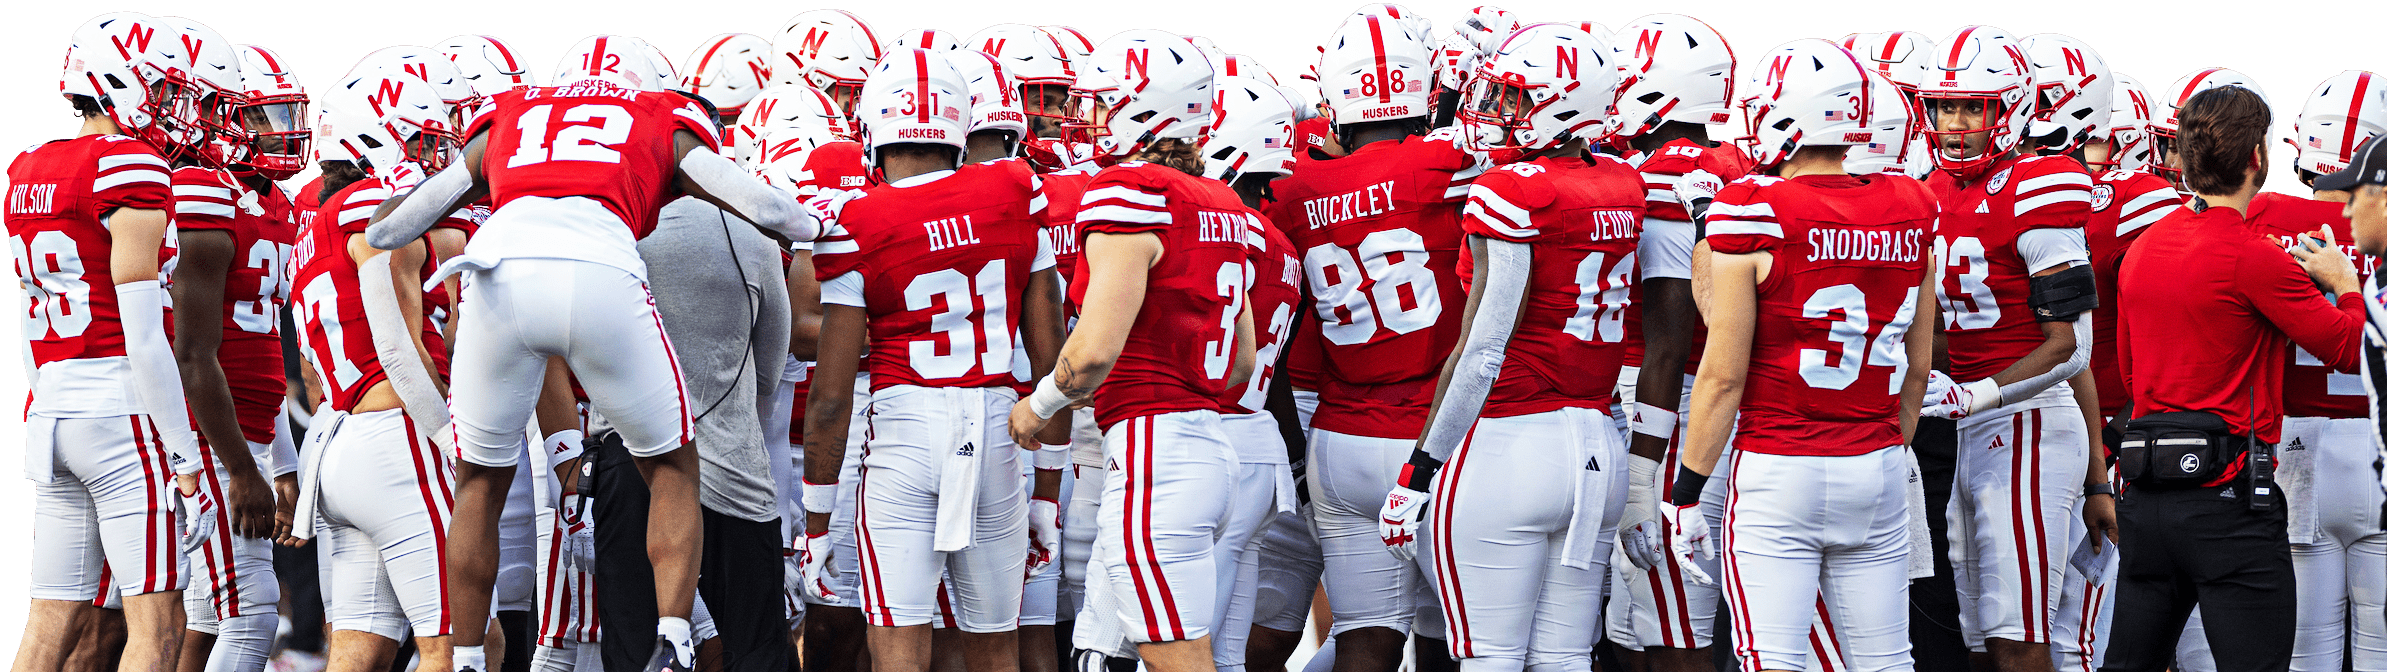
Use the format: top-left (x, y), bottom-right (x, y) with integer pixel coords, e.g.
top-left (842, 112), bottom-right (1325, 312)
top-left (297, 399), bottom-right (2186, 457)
top-left (848, 11), bottom-right (883, 57)
top-left (2178, 68), bottom-right (2221, 107)
top-left (915, 49), bottom-right (932, 123)
top-left (1880, 31), bottom-right (1903, 61)
top-left (1366, 16), bottom-right (1393, 104)
top-left (484, 36), bottom-right (522, 72)
top-left (591, 36), bottom-right (610, 76)
top-left (1946, 27), bottom-right (1979, 69)
top-left (2344, 72), bottom-right (2373, 164)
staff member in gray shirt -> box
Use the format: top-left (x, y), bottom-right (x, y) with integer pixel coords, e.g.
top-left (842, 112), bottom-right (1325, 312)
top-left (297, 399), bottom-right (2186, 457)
top-left (593, 192), bottom-right (793, 672)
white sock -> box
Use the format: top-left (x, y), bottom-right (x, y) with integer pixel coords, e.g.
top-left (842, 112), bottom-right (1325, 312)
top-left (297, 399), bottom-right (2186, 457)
top-left (657, 617), bottom-right (694, 664)
top-left (455, 645), bottom-right (487, 672)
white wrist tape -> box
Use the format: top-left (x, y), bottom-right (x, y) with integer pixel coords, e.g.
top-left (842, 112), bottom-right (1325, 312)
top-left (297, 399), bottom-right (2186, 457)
top-left (543, 429), bottom-right (587, 463)
top-left (1630, 402), bottom-right (1678, 441)
top-left (1034, 443), bottom-right (1070, 470)
top-left (801, 481), bottom-right (839, 514)
top-left (1962, 378), bottom-right (2005, 415)
top-left (1028, 375), bottom-right (1072, 420)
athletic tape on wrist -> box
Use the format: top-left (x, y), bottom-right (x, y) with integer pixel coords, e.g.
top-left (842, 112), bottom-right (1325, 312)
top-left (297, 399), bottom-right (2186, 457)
top-left (1028, 376), bottom-right (1071, 419)
top-left (801, 481), bottom-right (838, 514)
top-left (1630, 402), bottom-right (1678, 440)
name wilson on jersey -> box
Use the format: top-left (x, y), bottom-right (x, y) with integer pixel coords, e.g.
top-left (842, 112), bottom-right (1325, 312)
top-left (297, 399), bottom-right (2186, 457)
top-left (1809, 227), bottom-right (1924, 263)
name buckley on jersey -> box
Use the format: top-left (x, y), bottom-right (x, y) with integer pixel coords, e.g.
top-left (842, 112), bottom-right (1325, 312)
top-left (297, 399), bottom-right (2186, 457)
top-left (924, 215), bottom-right (982, 252)
top-left (1301, 180), bottom-right (1398, 231)
top-left (1807, 227), bottom-right (1925, 263)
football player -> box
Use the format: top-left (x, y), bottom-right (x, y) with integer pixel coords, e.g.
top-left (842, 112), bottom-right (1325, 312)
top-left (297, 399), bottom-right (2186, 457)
top-left (2147, 69), bottom-right (2265, 192)
top-left (1842, 31), bottom-right (1935, 177)
top-left (1598, 16), bottom-right (1750, 672)
top-left (967, 23), bottom-right (1097, 173)
top-left (1912, 27), bottom-right (2100, 672)
top-left (293, 69), bottom-right (464, 672)
top-left (1263, 14), bottom-right (1487, 672)
top-left (166, 25), bottom-right (302, 672)
top-left (679, 33), bottom-right (776, 146)
top-left (1005, 29), bottom-right (1256, 672)
top-left (363, 33), bottom-right (819, 672)
top-left (2015, 34), bottom-right (2141, 672)
top-left (1375, 22), bottom-right (1640, 672)
top-left (771, 10), bottom-right (883, 119)
top-left (1676, 40), bottom-right (1938, 672)
top-left (1200, 75), bottom-right (1304, 672)
top-left (13, 14), bottom-right (207, 672)
top-left (2260, 69), bottom-right (2387, 672)
top-left (800, 47), bottom-right (1062, 672)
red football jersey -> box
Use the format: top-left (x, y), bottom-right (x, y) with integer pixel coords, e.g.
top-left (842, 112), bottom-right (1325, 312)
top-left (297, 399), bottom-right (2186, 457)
top-left (1456, 155), bottom-right (1647, 416)
top-left (1622, 138), bottom-right (1753, 369)
top-left (291, 179), bottom-right (399, 413)
top-left (329, 175), bottom-right (467, 380)
top-left (2083, 169), bottom-right (2181, 417)
top-left (812, 160), bottom-right (1051, 391)
top-left (1069, 162), bottom-right (1253, 429)
top-left (2247, 192), bottom-right (2374, 419)
top-left (173, 170), bottom-right (299, 443)
top-left (1263, 128), bottom-right (1491, 438)
top-left (467, 80), bottom-right (717, 239)
top-left (1223, 210), bottom-right (1302, 414)
top-left (1928, 154), bottom-right (2094, 382)
top-left (6, 135), bottom-right (172, 374)
top-left (1036, 169), bottom-right (1094, 290)
top-left (1708, 174), bottom-right (1936, 457)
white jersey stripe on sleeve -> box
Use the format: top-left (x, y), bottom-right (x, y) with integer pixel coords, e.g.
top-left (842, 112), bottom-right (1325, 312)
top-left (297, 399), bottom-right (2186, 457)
top-left (179, 201), bottom-right (237, 219)
top-left (92, 170), bottom-right (168, 192)
top-left (1706, 219), bottom-right (1783, 239)
top-left (1705, 201), bottom-right (1776, 220)
top-left (98, 153), bottom-right (168, 171)
top-left (2013, 190), bottom-right (2089, 216)
top-left (2013, 171), bottom-right (2093, 194)
top-left (1081, 186), bottom-right (1168, 208)
top-left (1463, 188), bottom-right (1537, 238)
top-left (1077, 205), bottom-right (1174, 225)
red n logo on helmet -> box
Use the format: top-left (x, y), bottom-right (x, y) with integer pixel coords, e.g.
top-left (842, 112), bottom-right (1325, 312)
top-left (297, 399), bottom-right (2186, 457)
top-left (370, 79), bottom-right (405, 116)
top-left (111, 23), bottom-right (155, 61)
top-left (800, 28), bottom-right (830, 59)
top-left (1766, 54), bottom-right (1792, 87)
top-left (2061, 48), bottom-right (2086, 77)
top-left (1124, 49), bottom-right (1150, 82)
top-left (1635, 30), bottom-right (1662, 59)
top-left (180, 34), bottom-right (204, 66)
top-left (1555, 46), bottom-right (1578, 81)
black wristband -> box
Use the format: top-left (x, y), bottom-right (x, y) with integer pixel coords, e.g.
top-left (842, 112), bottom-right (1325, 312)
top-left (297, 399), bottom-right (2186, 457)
top-left (1669, 465), bottom-right (1711, 506)
top-left (1397, 451), bottom-right (1444, 491)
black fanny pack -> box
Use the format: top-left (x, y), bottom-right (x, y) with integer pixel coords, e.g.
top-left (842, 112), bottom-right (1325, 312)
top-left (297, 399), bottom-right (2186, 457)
top-left (2117, 411), bottom-right (2245, 489)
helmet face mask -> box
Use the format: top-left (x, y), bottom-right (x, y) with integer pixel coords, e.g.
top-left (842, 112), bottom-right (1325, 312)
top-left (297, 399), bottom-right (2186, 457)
top-left (1456, 23), bottom-right (1616, 154)
top-left (1460, 75), bottom-right (1545, 149)
top-left (1922, 94), bottom-right (2009, 162)
top-left (235, 93), bottom-right (310, 178)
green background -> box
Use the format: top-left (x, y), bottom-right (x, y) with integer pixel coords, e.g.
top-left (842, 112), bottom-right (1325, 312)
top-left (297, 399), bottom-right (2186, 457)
top-left (0, 0), bottom-right (2377, 662)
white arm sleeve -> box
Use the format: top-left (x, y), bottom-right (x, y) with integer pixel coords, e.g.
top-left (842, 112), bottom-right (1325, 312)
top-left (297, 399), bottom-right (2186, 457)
top-left (115, 280), bottom-right (203, 475)
top-left (820, 271), bottom-right (866, 308)
top-left (681, 148), bottom-right (817, 242)
top-left (364, 162), bottom-right (475, 251)
top-left (267, 406), bottom-right (299, 478)
top-left (1989, 313), bottom-right (2094, 407)
top-left (1413, 239), bottom-right (1531, 463)
top-left (355, 252), bottom-right (451, 431)
top-left (2016, 228), bottom-right (2089, 274)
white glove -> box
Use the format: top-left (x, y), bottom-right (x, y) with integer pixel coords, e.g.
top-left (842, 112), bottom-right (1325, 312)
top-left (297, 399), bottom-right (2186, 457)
top-left (1618, 455), bottom-right (1665, 570)
top-left (1026, 496), bottom-right (1061, 572)
top-left (1662, 501), bottom-right (1716, 587)
top-left (1920, 370), bottom-right (2001, 419)
top-left (180, 488), bottom-right (218, 556)
top-left (1379, 485), bottom-right (1430, 562)
top-left (797, 530), bottom-right (843, 606)
top-left (1673, 168), bottom-right (1724, 209)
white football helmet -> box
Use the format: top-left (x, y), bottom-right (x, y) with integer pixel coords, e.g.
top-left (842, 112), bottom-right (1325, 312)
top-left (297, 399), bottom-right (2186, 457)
top-left (1217, 54), bottom-right (1276, 85)
top-left (553, 35), bottom-right (668, 92)
top-left (1842, 31), bottom-right (1934, 92)
top-left (2102, 73), bottom-right (2157, 172)
top-left (856, 48), bottom-right (970, 167)
top-left (946, 50), bottom-right (1027, 150)
top-left (771, 9), bottom-right (882, 113)
top-left (1350, 3), bottom-right (1435, 41)
top-left (752, 129), bottom-right (848, 191)
top-left (2151, 67), bottom-right (2267, 180)
top-left (896, 28), bottom-right (962, 52)
top-left (2019, 33), bottom-right (2113, 155)
top-left (1319, 13), bottom-right (1436, 128)
top-left (232, 45), bottom-right (309, 179)
top-left (633, 38), bottom-right (677, 85)
top-left (1205, 75), bottom-right (1300, 183)
top-left (437, 35), bottom-right (536, 99)
top-left (2291, 70), bottom-right (2387, 179)
top-left (1461, 23), bottom-right (1618, 152)
top-left (969, 24), bottom-right (1076, 87)
top-left (61, 12), bottom-right (191, 150)
top-left (1610, 14), bottom-right (1737, 139)
top-left (1071, 29), bottom-right (1215, 159)
top-left (682, 33), bottom-right (775, 119)
top-left (1739, 39), bottom-right (1883, 170)
top-left (158, 17), bottom-right (247, 167)
top-left (1436, 32), bottom-right (1478, 92)
top-left (1044, 26), bottom-right (1095, 61)
top-left (1915, 26), bottom-right (2035, 180)
top-left (737, 85), bottom-right (855, 166)
top-left (1845, 71), bottom-right (1916, 176)
top-left (315, 71), bottom-right (455, 173)
top-left (354, 45), bottom-right (477, 112)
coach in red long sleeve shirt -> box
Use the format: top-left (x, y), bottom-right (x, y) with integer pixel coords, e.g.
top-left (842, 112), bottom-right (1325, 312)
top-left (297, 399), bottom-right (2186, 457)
top-left (2105, 85), bottom-right (2365, 672)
